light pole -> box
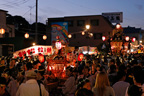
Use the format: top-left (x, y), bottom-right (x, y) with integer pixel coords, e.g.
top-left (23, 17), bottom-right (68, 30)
top-left (35, 0), bottom-right (38, 44)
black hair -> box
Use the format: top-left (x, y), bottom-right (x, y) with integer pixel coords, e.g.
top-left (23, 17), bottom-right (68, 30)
top-left (38, 66), bottom-right (45, 76)
top-left (128, 85), bottom-right (143, 96)
top-left (77, 78), bottom-right (90, 90)
top-left (75, 88), bottom-right (94, 96)
top-left (0, 77), bottom-right (6, 85)
top-left (66, 66), bottom-right (73, 72)
top-left (133, 66), bottom-right (143, 84)
top-left (84, 66), bottom-right (90, 72)
top-left (26, 62), bottom-right (33, 70)
top-left (117, 71), bottom-right (126, 81)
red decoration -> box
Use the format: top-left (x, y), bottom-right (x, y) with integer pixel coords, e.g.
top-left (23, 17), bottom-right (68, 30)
top-left (38, 54), bottom-right (45, 63)
top-left (132, 37), bottom-right (136, 42)
top-left (78, 53), bottom-right (84, 61)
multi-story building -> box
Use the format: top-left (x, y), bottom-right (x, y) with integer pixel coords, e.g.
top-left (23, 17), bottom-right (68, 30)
top-left (0, 9), bottom-right (15, 56)
top-left (123, 26), bottom-right (144, 45)
top-left (0, 9), bottom-right (15, 38)
top-left (46, 15), bottom-right (114, 47)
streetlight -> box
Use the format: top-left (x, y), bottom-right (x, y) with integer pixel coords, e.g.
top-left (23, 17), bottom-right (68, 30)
top-left (86, 25), bottom-right (90, 30)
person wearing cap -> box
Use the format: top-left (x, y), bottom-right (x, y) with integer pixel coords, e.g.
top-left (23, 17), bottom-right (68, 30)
top-left (0, 77), bottom-right (10, 96)
top-left (16, 70), bottom-right (49, 96)
top-left (37, 66), bottom-right (48, 90)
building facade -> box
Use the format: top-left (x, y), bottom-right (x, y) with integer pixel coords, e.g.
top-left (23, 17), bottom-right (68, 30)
top-left (123, 26), bottom-right (144, 45)
top-left (0, 9), bottom-right (15, 38)
top-left (46, 15), bottom-right (114, 47)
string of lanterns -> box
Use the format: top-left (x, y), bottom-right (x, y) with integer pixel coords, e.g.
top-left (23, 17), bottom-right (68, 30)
top-left (24, 32), bottom-right (47, 40)
top-left (68, 25), bottom-right (93, 38)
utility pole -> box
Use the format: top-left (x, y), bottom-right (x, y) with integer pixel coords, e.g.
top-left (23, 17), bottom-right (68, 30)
top-left (35, 0), bottom-right (38, 44)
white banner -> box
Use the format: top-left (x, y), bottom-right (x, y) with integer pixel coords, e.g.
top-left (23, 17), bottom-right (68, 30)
top-left (13, 45), bottom-right (53, 57)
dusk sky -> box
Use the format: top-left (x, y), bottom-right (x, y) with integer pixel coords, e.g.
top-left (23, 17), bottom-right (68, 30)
top-left (0, 0), bottom-right (144, 29)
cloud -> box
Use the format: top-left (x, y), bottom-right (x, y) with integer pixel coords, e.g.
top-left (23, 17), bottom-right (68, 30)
top-left (135, 4), bottom-right (143, 10)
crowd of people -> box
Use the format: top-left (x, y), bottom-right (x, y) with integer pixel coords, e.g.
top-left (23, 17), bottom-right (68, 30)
top-left (0, 51), bottom-right (144, 96)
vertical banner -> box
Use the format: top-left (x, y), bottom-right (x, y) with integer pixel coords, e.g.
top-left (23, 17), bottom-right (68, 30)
top-left (51, 22), bottom-right (68, 44)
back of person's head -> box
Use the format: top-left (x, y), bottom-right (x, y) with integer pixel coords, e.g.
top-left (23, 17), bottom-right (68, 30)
top-left (118, 64), bottom-right (126, 72)
top-left (77, 78), bottom-right (90, 90)
top-left (110, 59), bottom-right (115, 65)
top-left (75, 88), bottom-right (94, 96)
top-left (131, 60), bottom-right (138, 66)
top-left (25, 70), bottom-right (37, 80)
top-left (133, 66), bottom-right (143, 84)
top-left (109, 64), bottom-right (116, 73)
top-left (117, 71), bottom-right (126, 81)
top-left (26, 62), bottom-right (33, 70)
top-left (128, 85), bottom-right (143, 96)
top-left (95, 72), bottom-right (110, 88)
top-left (38, 65), bottom-right (45, 76)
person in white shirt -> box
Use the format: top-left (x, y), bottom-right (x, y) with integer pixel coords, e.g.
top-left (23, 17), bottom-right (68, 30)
top-left (113, 71), bottom-right (130, 96)
top-left (16, 70), bottom-right (49, 96)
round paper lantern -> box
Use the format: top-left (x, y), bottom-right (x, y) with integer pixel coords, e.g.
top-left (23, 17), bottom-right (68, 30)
top-left (78, 53), bottom-right (84, 61)
top-left (43, 35), bottom-right (47, 40)
top-left (24, 33), bottom-right (29, 38)
top-left (0, 28), bottom-right (5, 34)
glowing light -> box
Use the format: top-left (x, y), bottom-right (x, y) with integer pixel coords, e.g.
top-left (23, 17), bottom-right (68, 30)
top-left (102, 36), bottom-right (106, 41)
top-left (82, 31), bottom-right (85, 35)
top-left (125, 36), bottom-right (129, 41)
top-left (24, 33), bottom-right (29, 38)
top-left (68, 34), bottom-right (72, 38)
top-left (0, 28), bottom-right (5, 34)
top-left (86, 25), bottom-right (90, 30)
top-left (140, 40), bottom-right (142, 43)
top-left (89, 33), bottom-right (93, 37)
top-left (43, 35), bottom-right (47, 40)
top-left (116, 24), bottom-right (121, 29)
top-left (32, 43), bottom-right (36, 46)
top-left (132, 37), bottom-right (136, 42)
top-left (55, 41), bottom-right (62, 50)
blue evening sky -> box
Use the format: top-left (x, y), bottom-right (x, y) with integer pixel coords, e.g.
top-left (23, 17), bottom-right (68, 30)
top-left (0, 0), bottom-right (144, 29)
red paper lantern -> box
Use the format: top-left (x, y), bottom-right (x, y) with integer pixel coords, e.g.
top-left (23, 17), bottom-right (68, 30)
top-left (38, 54), bottom-right (44, 63)
top-left (78, 53), bottom-right (84, 61)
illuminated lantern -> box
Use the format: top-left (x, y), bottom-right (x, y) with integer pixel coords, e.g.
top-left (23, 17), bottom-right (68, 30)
top-left (55, 41), bottom-right (62, 50)
top-left (56, 36), bottom-right (60, 39)
top-left (38, 54), bottom-right (44, 63)
top-left (0, 28), bottom-right (5, 34)
top-left (125, 36), bottom-right (130, 41)
top-left (43, 35), bottom-right (47, 40)
top-left (132, 37), bottom-right (136, 42)
top-left (102, 36), bottom-right (106, 41)
top-left (24, 33), bottom-right (29, 38)
top-left (116, 24), bottom-right (121, 29)
top-left (68, 34), bottom-right (72, 38)
top-left (82, 31), bottom-right (85, 35)
top-left (78, 53), bottom-right (84, 61)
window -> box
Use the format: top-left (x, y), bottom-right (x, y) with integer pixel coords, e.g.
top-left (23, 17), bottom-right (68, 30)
top-left (93, 33), bottom-right (102, 39)
top-left (68, 21), bottom-right (73, 27)
top-left (90, 19), bottom-right (99, 26)
top-left (77, 20), bottom-right (85, 26)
